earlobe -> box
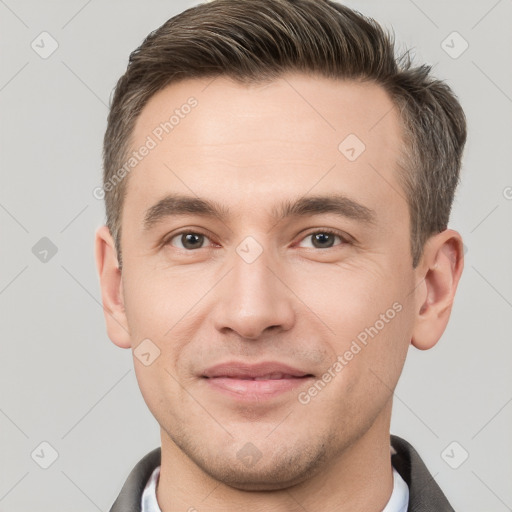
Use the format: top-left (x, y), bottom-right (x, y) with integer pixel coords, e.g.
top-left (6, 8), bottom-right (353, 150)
top-left (411, 229), bottom-right (464, 350)
top-left (94, 225), bottom-right (131, 349)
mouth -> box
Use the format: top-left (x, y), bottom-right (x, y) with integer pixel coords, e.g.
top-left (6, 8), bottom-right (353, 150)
top-left (202, 361), bottom-right (315, 401)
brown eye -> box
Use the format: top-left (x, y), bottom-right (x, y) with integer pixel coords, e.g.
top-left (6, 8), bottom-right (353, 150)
top-left (167, 232), bottom-right (210, 250)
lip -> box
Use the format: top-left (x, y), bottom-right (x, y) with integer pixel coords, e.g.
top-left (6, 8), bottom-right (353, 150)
top-left (202, 361), bottom-right (314, 401)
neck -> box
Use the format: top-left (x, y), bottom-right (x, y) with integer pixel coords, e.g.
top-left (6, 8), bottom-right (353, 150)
top-left (156, 406), bottom-right (394, 512)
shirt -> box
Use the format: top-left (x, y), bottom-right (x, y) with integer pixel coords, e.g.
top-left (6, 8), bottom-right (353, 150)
top-left (141, 463), bottom-right (409, 512)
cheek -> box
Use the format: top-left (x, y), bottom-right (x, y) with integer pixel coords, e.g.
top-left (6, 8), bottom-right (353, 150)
top-left (123, 269), bottom-right (202, 419)
top-left (289, 263), bottom-right (399, 338)
top-left (133, 363), bottom-right (162, 413)
top-left (121, 265), bottom-right (183, 341)
top-left (131, 346), bottom-right (187, 426)
top-left (301, 266), bottom-right (413, 390)
top-left (335, 296), bottom-right (413, 409)
top-left (122, 260), bottom-right (216, 332)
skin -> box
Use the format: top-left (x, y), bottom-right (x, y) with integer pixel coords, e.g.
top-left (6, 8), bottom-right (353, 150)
top-left (95, 74), bottom-right (464, 511)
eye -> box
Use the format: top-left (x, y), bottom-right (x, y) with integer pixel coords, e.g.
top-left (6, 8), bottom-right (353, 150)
top-left (163, 228), bottom-right (349, 252)
top-left (165, 231), bottom-right (213, 250)
top-left (297, 229), bottom-right (348, 249)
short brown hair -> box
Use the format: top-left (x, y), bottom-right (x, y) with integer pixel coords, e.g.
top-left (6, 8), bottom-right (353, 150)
top-left (102, 0), bottom-right (466, 269)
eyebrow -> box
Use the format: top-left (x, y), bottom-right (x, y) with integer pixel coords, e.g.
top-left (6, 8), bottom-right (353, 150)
top-left (142, 192), bottom-right (376, 231)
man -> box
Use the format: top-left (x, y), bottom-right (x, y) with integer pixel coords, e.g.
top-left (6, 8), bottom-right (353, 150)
top-left (95, 0), bottom-right (466, 510)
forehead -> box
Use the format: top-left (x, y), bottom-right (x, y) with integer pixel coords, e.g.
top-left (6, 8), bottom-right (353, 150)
top-left (123, 74), bottom-right (407, 233)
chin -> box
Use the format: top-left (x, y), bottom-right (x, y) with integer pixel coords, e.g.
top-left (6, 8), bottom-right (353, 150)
top-left (191, 443), bottom-right (330, 491)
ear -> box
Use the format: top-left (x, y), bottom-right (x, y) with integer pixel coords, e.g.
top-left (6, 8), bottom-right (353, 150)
top-left (94, 225), bottom-right (131, 348)
top-left (411, 229), bottom-right (464, 350)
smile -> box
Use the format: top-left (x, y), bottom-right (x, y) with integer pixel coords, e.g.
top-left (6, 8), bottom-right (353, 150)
top-left (202, 361), bottom-right (314, 401)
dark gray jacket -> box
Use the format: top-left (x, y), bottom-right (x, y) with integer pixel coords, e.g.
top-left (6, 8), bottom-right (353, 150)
top-left (110, 435), bottom-right (454, 512)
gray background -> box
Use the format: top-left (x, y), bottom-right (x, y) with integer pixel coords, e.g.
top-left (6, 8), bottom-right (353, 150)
top-left (1, 0), bottom-right (511, 510)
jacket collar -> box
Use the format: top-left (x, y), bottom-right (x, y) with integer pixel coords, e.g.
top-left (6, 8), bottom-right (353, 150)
top-left (390, 435), bottom-right (454, 511)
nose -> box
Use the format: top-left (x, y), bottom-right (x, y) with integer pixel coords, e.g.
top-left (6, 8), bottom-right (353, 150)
top-left (212, 242), bottom-right (296, 340)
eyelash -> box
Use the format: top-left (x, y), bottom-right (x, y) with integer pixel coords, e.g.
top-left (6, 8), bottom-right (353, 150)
top-left (162, 228), bottom-right (350, 251)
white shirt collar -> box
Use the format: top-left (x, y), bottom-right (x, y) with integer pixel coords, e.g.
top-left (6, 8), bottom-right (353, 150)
top-left (141, 465), bottom-right (160, 512)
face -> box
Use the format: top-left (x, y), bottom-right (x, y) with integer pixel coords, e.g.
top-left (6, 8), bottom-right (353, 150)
top-left (115, 75), bottom-right (420, 489)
